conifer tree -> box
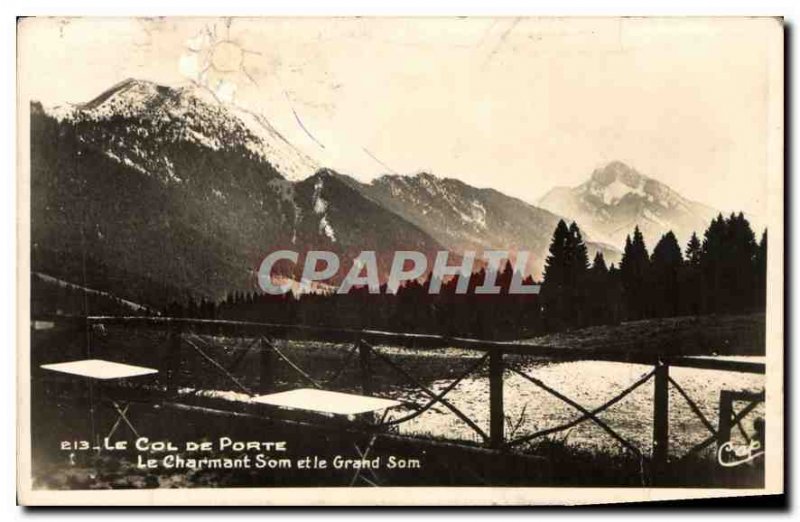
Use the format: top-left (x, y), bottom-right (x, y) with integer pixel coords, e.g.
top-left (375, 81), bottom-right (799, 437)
top-left (701, 213), bottom-right (758, 313)
top-left (727, 212), bottom-right (758, 311)
top-left (650, 231), bottom-right (683, 317)
top-left (567, 222), bottom-right (590, 326)
top-left (586, 252), bottom-right (613, 325)
top-left (682, 232), bottom-right (703, 315)
top-left (542, 220), bottom-right (571, 331)
top-left (543, 220), bottom-right (570, 286)
top-left (619, 226), bottom-right (650, 319)
top-left (591, 252), bottom-right (608, 274)
top-left (567, 222), bottom-right (590, 283)
top-left (685, 232), bottom-right (702, 267)
top-left (542, 220), bottom-right (590, 330)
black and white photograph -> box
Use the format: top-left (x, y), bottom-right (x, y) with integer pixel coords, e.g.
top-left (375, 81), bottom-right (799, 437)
top-left (15, 16), bottom-right (784, 506)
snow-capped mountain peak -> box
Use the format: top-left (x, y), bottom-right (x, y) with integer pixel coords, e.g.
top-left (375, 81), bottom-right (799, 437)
top-left (328, 170), bottom-right (621, 276)
top-left (43, 78), bottom-right (320, 182)
top-left (589, 160), bottom-right (643, 186)
top-left (539, 161), bottom-right (718, 248)
top-left (583, 161), bottom-right (648, 206)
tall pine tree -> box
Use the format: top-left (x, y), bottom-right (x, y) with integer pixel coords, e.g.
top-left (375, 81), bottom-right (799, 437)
top-left (586, 252), bottom-right (616, 325)
top-left (567, 222), bottom-right (590, 326)
top-left (682, 232), bottom-right (703, 315)
top-left (701, 213), bottom-right (758, 313)
top-left (619, 226), bottom-right (650, 320)
top-left (542, 220), bottom-right (590, 330)
top-left (650, 231), bottom-right (683, 317)
top-left (542, 220), bottom-right (570, 331)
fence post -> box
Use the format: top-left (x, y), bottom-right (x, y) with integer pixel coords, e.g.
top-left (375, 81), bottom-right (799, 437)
top-left (489, 350), bottom-right (504, 449)
top-left (652, 361), bottom-right (670, 478)
top-left (717, 390), bottom-right (733, 450)
top-left (358, 338), bottom-right (372, 396)
top-left (259, 338), bottom-right (274, 393)
top-left (165, 324), bottom-right (183, 396)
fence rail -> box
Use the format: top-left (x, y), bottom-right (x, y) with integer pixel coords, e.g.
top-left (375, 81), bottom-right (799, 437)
top-left (32, 314), bottom-right (766, 482)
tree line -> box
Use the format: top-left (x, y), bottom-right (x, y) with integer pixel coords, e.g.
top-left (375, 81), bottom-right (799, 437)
top-left (163, 212), bottom-right (767, 339)
top-left (539, 213), bottom-right (766, 332)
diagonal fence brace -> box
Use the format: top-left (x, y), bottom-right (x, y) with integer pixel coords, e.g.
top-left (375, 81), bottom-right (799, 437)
top-left (364, 340), bottom-right (490, 443)
top-left (509, 366), bottom-right (647, 458)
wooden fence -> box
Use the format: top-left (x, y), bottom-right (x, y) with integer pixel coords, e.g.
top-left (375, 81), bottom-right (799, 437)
top-left (33, 315), bottom-right (766, 477)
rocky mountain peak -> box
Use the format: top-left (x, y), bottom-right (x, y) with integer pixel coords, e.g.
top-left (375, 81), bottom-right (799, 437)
top-left (79, 78), bottom-right (169, 113)
top-left (589, 161), bottom-right (644, 188)
top-left (539, 161), bottom-right (717, 249)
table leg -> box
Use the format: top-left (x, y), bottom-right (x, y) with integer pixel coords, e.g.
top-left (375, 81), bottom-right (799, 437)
top-left (87, 379), bottom-right (98, 451)
top-left (349, 409), bottom-right (392, 487)
top-left (109, 401), bottom-right (140, 439)
top-left (106, 402), bottom-right (137, 440)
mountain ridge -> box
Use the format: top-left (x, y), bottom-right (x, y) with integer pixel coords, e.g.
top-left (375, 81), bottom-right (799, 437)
top-left (539, 161), bottom-right (720, 249)
top-left (32, 86), bottom-right (444, 302)
top-left (31, 78), bottom-right (727, 309)
top-left (330, 170), bottom-right (621, 273)
top-left (45, 78), bottom-right (321, 182)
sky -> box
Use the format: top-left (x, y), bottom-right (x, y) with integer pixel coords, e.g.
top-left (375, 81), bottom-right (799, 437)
top-left (18, 17), bottom-right (781, 216)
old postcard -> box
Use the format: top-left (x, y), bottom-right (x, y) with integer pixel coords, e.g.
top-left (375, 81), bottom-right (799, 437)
top-left (16, 17), bottom-right (784, 505)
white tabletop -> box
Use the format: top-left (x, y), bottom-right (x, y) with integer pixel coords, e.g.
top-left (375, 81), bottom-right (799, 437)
top-left (251, 388), bottom-right (401, 416)
top-left (41, 359), bottom-right (158, 380)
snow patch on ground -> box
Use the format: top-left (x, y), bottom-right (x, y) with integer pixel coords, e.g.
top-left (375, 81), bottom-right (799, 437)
top-left (232, 107), bottom-right (319, 181)
top-left (319, 215), bottom-right (337, 242)
top-left (397, 358), bottom-right (764, 456)
top-left (312, 177), bottom-right (336, 242)
top-left (186, 128), bottom-right (221, 150)
top-left (45, 104), bottom-right (76, 121)
top-left (102, 148), bottom-right (149, 176)
top-left (468, 200), bottom-right (488, 229)
top-left (104, 150), bottom-right (121, 163)
top-left (33, 271), bottom-right (153, 313)
top-left (599, 179), bottom-right (646, 205)
top-left (642, 207), bottom-right (667, 227)
top-left (163, 157), bottom-right (182, 183)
